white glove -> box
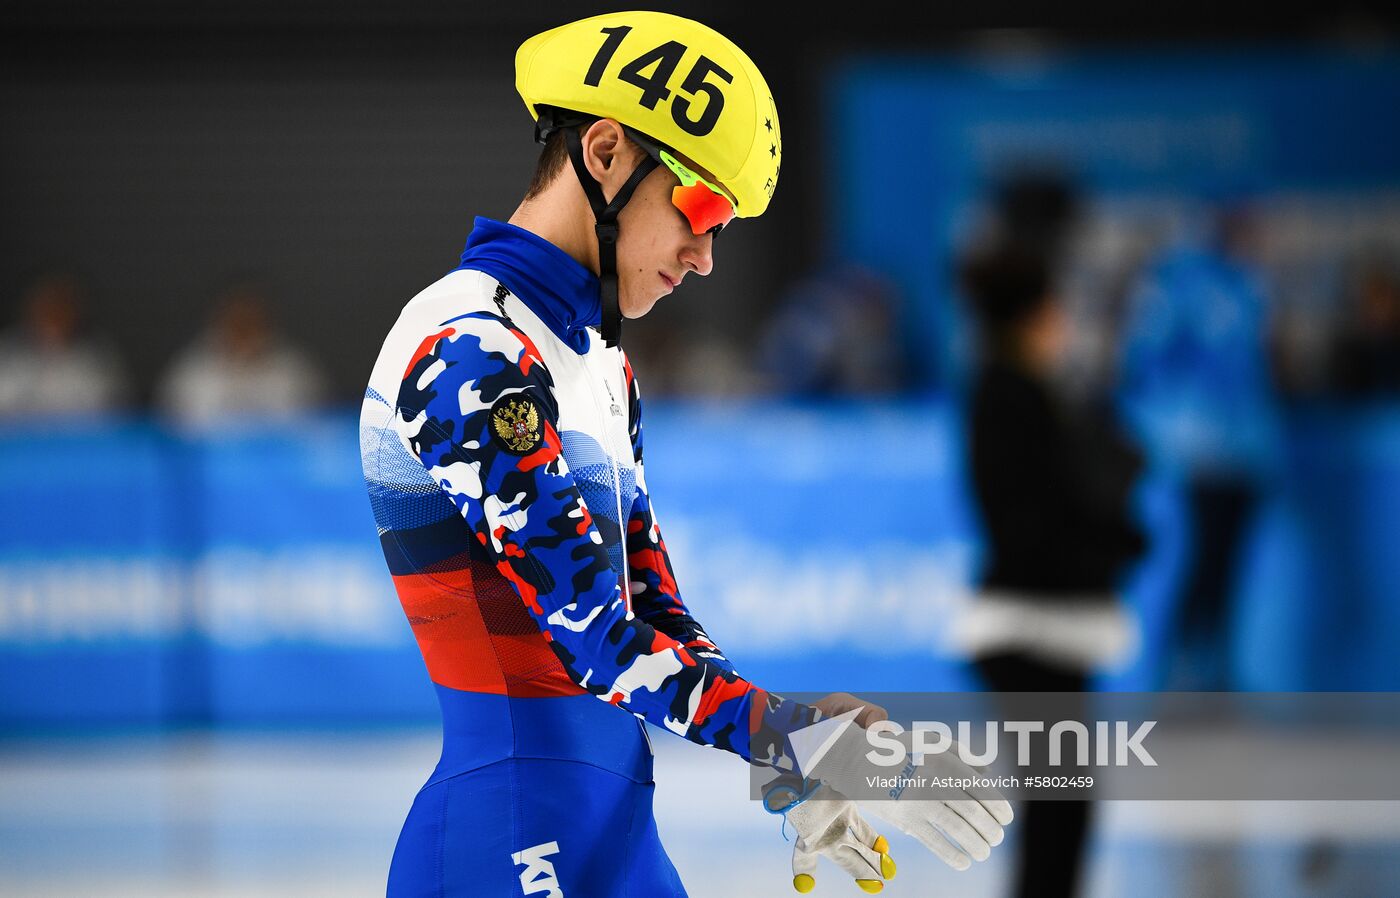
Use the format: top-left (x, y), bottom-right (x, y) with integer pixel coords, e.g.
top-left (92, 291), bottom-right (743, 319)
top-left (857, 784), bottom-right (1011, 872)
top-left (765, 779), bottom-right (897, 894)
top-left (795, 711), bottom-right (1015, 872)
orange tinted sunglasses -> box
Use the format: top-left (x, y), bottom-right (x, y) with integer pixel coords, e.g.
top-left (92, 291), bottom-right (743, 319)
top-left (658, 149), bottom-right (736, 237)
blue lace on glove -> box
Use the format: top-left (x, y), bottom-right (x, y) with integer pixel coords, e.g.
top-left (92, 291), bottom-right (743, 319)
top-left (762, 778), bottom-right (822, 842)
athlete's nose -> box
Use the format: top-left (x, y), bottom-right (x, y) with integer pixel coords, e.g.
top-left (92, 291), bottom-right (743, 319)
top-left (680, 233), bottom-right (714, 278)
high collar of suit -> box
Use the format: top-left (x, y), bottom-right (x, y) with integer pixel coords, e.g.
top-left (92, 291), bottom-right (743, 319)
top-left (455, 216), bottom-right (601, 355)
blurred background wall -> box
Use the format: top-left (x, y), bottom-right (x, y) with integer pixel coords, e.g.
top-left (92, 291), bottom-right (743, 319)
top-left (6, 2), bottom-right (1390, 399)
top-left (0, 1), bottom-right (821, 401)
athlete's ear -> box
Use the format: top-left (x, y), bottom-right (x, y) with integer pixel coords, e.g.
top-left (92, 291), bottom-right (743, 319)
top-left (580, 118), bottom-right (626, 182)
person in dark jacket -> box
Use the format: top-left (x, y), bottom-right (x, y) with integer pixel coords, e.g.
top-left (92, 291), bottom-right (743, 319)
top-left (955, 241), bottom-right (1148, 898)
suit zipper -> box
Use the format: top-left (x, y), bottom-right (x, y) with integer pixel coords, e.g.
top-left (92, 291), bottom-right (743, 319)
top-left (582, 351), bottom-right (630, 613)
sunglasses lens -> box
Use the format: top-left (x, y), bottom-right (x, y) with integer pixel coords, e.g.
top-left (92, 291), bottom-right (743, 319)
top-left (672, 183), bottom-right (735, 235)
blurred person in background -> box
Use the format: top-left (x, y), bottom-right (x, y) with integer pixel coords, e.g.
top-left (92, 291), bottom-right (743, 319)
top-left (1328, 256), bottom-right (1400, 398)
top-left (615, 317), bottom-right (765, 397)
top-left (359, 11), bottom-right (1011, 896)
top-left (757, 264), bottom-right (909, 397)
top-left (953, 241), bottom-right (1147, 898)
top-left (667, 329), bottom-right (765, 396)
top-left (157, 282), bottom-right (325, 426)
top-left (0, 272), bottom-right (131, 417)
top-left (1119, 195), bottom-right (1282, 691)
top-left (990, 171), bottom-right (1082, 263)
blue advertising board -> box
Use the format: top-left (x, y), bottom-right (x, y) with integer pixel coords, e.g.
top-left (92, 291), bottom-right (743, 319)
top-left (1, 403), bottom-right (1397, 729)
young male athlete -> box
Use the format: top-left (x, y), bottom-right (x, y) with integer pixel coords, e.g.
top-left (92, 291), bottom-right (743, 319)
top-left (360, 12), bottom-right (1011, 896)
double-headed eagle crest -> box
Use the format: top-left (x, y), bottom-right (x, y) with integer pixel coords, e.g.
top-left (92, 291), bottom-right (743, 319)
top-left (491, 395), bottom-right (543, 454)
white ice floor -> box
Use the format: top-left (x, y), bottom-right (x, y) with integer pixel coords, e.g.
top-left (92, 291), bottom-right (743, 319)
top-left (2, 730), bottom-right (1398, 897)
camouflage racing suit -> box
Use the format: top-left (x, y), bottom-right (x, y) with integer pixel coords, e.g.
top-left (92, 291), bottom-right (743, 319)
top-left (361, 217), bottom-right (819, 896)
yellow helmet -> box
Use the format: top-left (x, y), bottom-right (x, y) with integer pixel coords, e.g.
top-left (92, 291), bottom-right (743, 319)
top-left (515, 10), bottom-right (781, 218)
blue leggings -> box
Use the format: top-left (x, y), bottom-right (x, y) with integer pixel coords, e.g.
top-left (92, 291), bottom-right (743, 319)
top-left (388, 689), bottom-right (689, 897)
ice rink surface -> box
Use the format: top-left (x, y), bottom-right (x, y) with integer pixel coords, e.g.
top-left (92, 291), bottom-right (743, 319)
top-left (2, 729), bottom-right (1398, 897)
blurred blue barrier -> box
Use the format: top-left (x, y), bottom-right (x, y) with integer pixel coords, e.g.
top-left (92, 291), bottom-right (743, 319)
top-left (0, 421), bottom-right (182, 726)
top-left (1, 402), bottom-right (1397, 729)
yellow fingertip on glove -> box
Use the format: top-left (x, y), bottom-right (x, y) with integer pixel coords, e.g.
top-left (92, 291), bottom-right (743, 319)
top-left (872, 835), bottom-right (896, 879)
top-left (793, 873), bottom-right (816, 893)
top-left (856, 879), bottom-right (884, 893)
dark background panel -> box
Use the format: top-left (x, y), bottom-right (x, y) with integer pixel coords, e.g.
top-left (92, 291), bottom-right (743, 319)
top-left (1, 1), bottom-right (1393, 397)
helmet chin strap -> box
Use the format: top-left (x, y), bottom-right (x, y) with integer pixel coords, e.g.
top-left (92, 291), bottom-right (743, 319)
top-left (563, 127), bottom-right (659, 348)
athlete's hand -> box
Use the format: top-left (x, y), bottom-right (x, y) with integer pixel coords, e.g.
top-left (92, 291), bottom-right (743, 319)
top-left (798, 716), bottom-right (1014, 872)
top-left (857, 783), bottom-right (1011, 872)
top-left (813, 692), bottom-right (888, 729)
top-left (767, 782), bottom-right (897, 894)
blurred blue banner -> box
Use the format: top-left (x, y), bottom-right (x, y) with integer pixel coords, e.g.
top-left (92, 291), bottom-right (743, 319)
top-left (1, 403), bottom-right (1397, 729)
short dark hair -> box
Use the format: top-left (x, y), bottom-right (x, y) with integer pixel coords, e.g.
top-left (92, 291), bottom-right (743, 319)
top-left (523, 109), bottom-right (608, 201)
top-left (524, 128), bottom-right (572, 201)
